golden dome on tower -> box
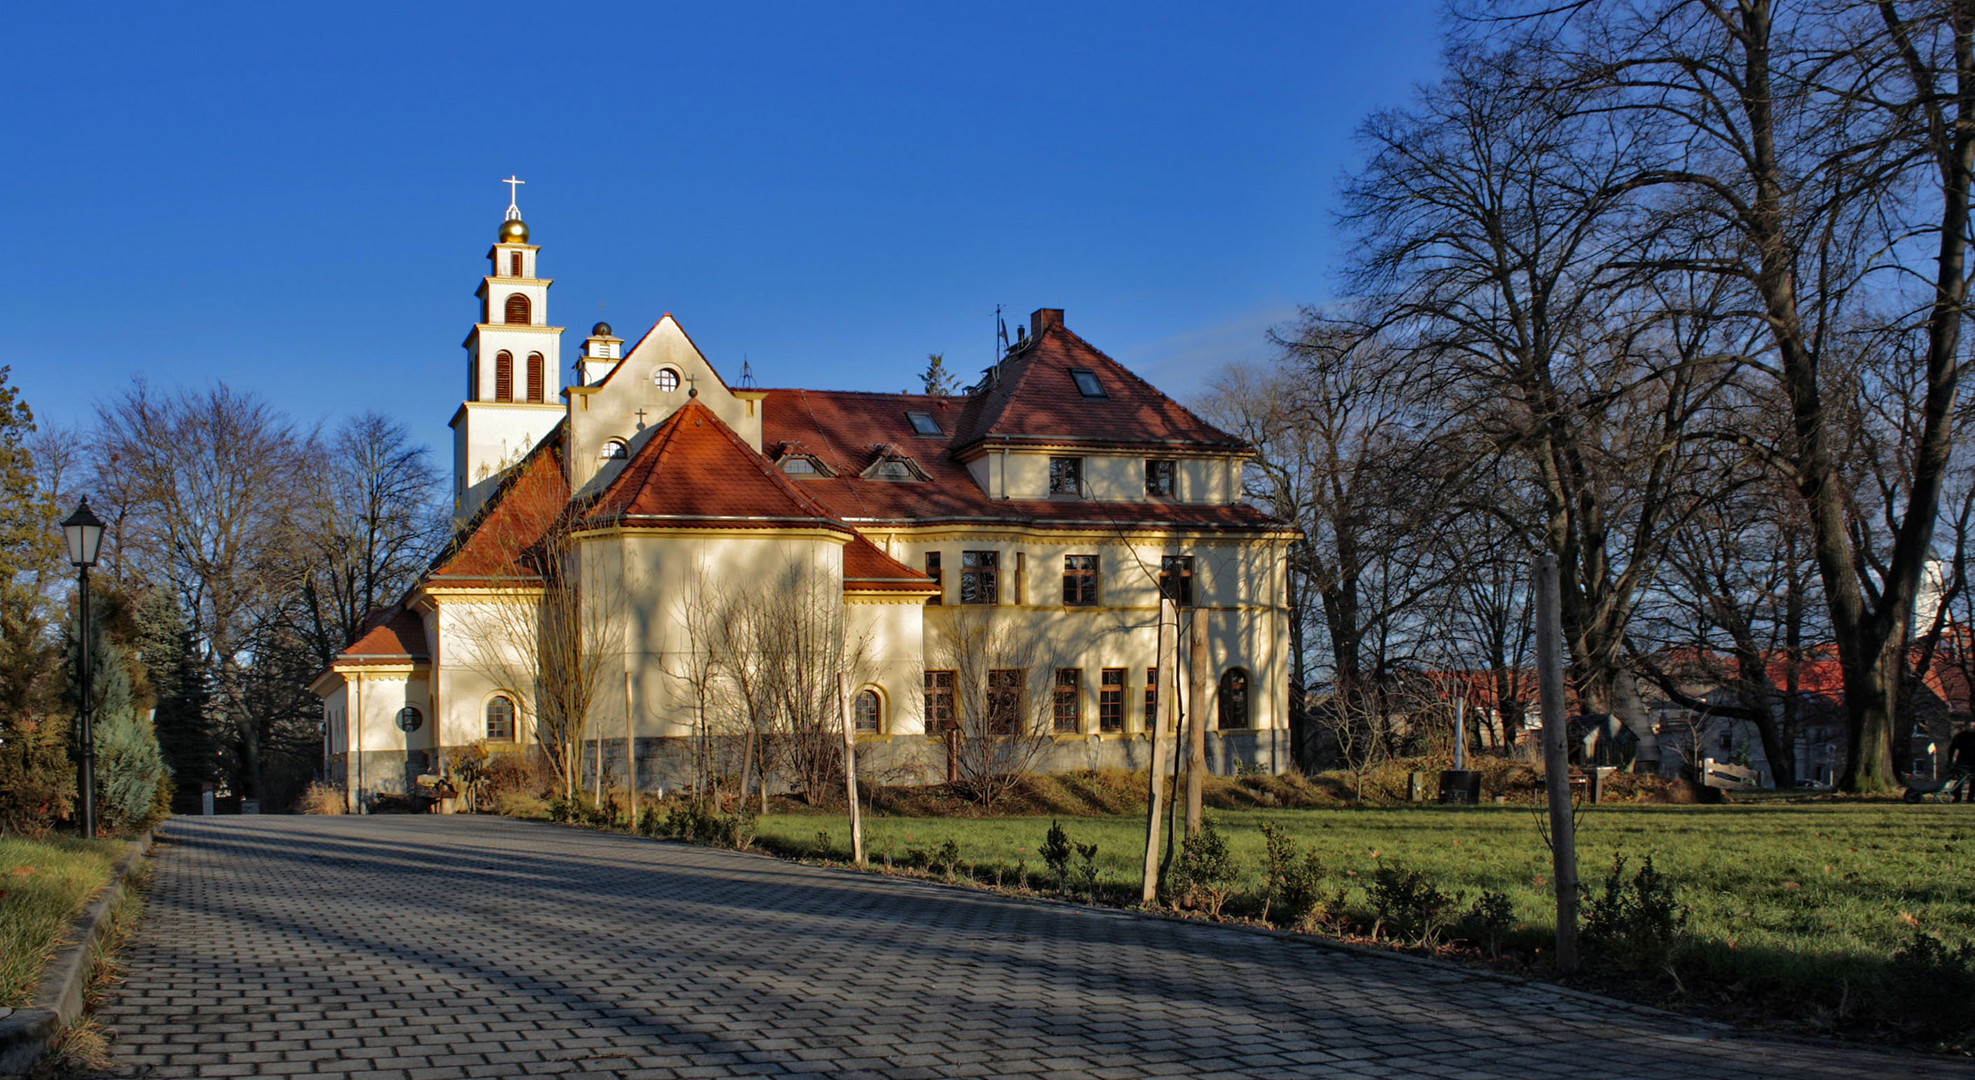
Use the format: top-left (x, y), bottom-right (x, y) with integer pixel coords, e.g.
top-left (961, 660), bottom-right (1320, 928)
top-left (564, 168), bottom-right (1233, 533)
top-left (498, 217), bottom-right (530, 244)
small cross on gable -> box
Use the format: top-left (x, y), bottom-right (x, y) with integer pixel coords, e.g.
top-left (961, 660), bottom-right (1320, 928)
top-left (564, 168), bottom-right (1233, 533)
top-left (634, 407), bottom-right (649, 430)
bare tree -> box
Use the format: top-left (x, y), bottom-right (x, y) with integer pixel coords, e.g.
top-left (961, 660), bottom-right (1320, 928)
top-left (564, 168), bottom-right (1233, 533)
top-left (934, 607), bottom-right (1055, 810)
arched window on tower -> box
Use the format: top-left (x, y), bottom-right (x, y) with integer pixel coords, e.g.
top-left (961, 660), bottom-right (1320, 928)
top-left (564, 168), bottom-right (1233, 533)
top-left (509, 251), bottom-right (524, 277)
top-left (504, 293), bottom-right (531, 325)
top-left (526, 353), bottom-right (545, 402)
top-left (1216, 667), bottom-right (1250, 730)
top-left (494, 351), bottom-right (514, 402)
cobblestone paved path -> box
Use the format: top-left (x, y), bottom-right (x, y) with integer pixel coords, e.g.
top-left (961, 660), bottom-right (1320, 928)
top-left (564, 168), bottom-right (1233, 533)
top-left (92, 816), bottom-right (1970, 1079)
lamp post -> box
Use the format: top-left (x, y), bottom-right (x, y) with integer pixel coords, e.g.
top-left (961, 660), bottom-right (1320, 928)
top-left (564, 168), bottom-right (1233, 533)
top-left (61, 498), bottom-right (106, 838)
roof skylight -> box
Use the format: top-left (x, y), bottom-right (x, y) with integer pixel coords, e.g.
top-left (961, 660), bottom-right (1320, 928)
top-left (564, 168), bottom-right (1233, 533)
top-left (906, 411), bottom-right (943, 436)
top-left (1070, 369), bottom-right (1106, 397)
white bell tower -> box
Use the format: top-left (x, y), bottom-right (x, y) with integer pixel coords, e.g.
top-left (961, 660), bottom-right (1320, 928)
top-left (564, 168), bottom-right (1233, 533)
top-left (450, 177), bottom-right (566, 521)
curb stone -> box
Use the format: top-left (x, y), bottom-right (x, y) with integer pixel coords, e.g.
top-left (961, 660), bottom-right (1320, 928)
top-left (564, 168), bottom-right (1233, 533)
top-left (0, 826), bottom-right (154, 1078)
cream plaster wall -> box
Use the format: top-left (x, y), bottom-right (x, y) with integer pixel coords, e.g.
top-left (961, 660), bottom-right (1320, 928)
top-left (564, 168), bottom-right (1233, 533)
top-left (450, 402), bottom-right (563, 519)
top-left (428, 592), bottom-right (542, 751)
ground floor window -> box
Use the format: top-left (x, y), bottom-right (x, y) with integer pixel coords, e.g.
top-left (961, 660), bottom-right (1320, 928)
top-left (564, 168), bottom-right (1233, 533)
top-left (1145, 667), bottom-right (1159, 729)
top-left (486, 696), bottom-right (516, 741)
top-left (925, 670), bottom-right (956, 732)
top-left (853, 689), bottom-right (882, 733)
top-left (988, 669), bottom-right (1024, 734)
top-left (1217, 668), bottom-right (1250, 729)
top-left (1053, 668), bottom-right (1082, 733)
top-left (1099, 668), bottom-right (1125, 732)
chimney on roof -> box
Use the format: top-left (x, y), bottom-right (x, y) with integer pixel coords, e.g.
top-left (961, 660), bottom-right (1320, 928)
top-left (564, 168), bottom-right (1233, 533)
top-left (1031, 308), bottom-right (1064, 337)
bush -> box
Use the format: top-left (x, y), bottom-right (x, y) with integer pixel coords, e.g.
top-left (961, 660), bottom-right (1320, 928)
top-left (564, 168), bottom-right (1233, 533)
top-left (1462, 890), bottom-right (1517, 958)
top-left (297, 782), bottom-right (346, 815)
top-left (1040, 820), bottom-right (1073, 889)
top-left (1258, 823), bottom-right (1333, 931)
top-left (1369, 863), bottom-right (1457, 946)
top-left (651, 796), bottom-right (757, 850)
top-left (1581, 852), bottom-right (1688, 972)
top-left (1171, 817), bottom-right (1239, 916)
top-left (0, 716), bottom-right (74, 838)
top-left (1888, 930), bottom-right (1975, 1040)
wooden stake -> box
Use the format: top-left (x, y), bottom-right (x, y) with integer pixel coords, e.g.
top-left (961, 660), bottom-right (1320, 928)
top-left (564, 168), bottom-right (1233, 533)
top-left (1141, 597), bottom-right (1176, 904)
top-left (1534, 553), bottom-right (1580, 973)
top-left (841, 673), bottom-right (865, 867)
top-left (1186, 608), bottom-right (1208, 835)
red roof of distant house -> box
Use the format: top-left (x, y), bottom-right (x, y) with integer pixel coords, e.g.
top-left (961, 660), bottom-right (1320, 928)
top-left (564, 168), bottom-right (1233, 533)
top-left (949, 313), bottom-right (1249, 453)
top-left (336, 605), bottom-right (428, 665)
top-left (430, 427), bottom-right (570, 580)
top-left (578, 399), bottom-right (852, 535)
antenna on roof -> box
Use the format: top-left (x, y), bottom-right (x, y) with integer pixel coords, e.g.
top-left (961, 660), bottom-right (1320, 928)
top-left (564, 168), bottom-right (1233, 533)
top-left (741, 356), bottom-right (754, 389)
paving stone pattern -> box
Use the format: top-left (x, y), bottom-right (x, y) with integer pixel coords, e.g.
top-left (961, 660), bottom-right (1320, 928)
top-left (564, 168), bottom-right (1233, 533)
top-left (92, 816), bottom-right (1968, 1079)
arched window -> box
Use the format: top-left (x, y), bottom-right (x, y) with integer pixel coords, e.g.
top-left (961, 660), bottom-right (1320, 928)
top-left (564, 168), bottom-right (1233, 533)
top-left (853, 689), bottom-right (882, 733)
top-left (599, 439), bottom-right (628, 460)
top-left (504, 293), bottom-right (531, 325)
top-left (494, 351), bottom-right (514, 402)
top-left (1217, 668), bottom-right (1250, 730)
top-left (654, 367), bottom-right (680, 392)
top-left (526, 353), bottom-right (545, 402)
top-left (486, 696), bottom-right (516, 741)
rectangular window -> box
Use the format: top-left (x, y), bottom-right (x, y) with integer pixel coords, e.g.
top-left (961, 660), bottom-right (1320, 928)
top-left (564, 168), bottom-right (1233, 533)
top-left (1146, 459), bottom-right (1176, 497)
top-left (1049, 456), bottom-right (1083, 496)
top-left (1159, 555), bottom-right (1195, 607)
top-left (906, 411), bottom-right (943, 435)
top-left (1015, 551), bottom-right (1026, 604)
top-left (961, 550), bottom-right (999, 605)
top-left (1062, 555), bottom-right (1099, 606)
top-left (925, 670), bottom-right (956, 732)
top-left (1100, 669), bottom-right (1125, 732)
top-left (987, 669), bottom-right (1023, 735)
top-left (925, 552), bottom-right (942, 605)
top-left (509, 251), bottom-right (524, 277)
top-left (1071, 368), bottom-right (1106, 397)
top-left (1053, 668), bottom-right (1082, 733)
top-left (1146, 667), bottom-right (1160, 729)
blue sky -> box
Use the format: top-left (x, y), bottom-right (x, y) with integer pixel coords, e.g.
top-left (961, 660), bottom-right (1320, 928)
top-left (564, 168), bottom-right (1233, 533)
top-left (3, 2), bottom-right (1446, 447)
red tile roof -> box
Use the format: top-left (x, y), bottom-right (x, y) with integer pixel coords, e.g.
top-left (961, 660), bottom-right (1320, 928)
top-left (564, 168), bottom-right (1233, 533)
top-left (577, 399), bottom-right (852, 535)
top-left (842, 534), bottom-right (937, 594)
top-left (759, 388), bottom-right (1286, 533)
top-left (430, 428), bottom-right (570, 580)
top-left (336, 605), bottom-right (428, 664)
top-left (949, 317), bottom-right (1248, 452)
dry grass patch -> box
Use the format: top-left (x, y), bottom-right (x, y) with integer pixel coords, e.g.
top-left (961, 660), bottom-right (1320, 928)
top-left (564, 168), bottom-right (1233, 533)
top-left (0, 834), bottom-right (128, 1008)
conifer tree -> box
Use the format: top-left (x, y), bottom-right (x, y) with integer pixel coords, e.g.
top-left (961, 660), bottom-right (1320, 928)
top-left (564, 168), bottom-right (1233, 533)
top-left (920, 353), bottom-right (959, 396)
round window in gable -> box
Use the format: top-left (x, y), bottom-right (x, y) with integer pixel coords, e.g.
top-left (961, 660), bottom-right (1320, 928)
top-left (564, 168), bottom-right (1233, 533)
top-left (654, 368), bottom-right (681, 392)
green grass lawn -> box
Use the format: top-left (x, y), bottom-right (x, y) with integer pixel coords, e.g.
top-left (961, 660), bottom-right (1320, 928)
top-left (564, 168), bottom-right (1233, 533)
top-left (757, 801), bottom-right (1975, 1039)
top-left (0, 834), bottom-right (130, 1007)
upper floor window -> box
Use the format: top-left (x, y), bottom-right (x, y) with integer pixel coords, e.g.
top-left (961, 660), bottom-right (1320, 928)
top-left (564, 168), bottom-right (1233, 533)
top-left (853, 690), bottom-right (882, 734)
top-left (526, 352), bottom-right (545, 402)
top-left (1159, 555), bottom-right (1195, 607)
top-left (906, 411), bottom-right (943, 436)
top-left (509, 251), bottom-right (524, 277)
top-left (1062, 555), bottom-right (1099, 606)
top-left (1053, 668), bottom-right (1082, 733)
top-left (504, 293), bottom-right (531, 325)
top-left (494, 351), bottom-right (514, 402)
top-left (486, 696), bottom-right (517, 741)
top-left (1217, 668), bottom-right (1250, 730)
top-left (1146, 459), bottom-right (1176, 497)
top-left (925, 552), bottom-right (942, 605)
top-left (1070, 368), bottom-right (1106, 397)
top-left (599, 439), bottom-right (628, 461)
top-left (960, 551), bottom-right (998, 605)
top-left (1049, 456), bottom-right (1083, 496)
top-left (781, 457), bottom-right (816, 475)
top-left (655, 368), bottom-right (681, 392)
top-left (870, 460), bottom-right (916, 481)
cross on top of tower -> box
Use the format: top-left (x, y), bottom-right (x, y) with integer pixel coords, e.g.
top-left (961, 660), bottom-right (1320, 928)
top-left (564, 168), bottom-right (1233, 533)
top-left (502, 175), bottom-right (526, 221)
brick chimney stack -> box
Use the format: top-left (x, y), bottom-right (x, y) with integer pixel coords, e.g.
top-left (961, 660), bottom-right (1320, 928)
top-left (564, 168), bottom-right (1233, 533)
top-left (1031, 308), bottom-right (1065, 338)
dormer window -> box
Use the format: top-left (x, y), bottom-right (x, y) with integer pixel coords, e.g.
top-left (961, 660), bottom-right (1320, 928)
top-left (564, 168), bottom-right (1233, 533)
top-left (871, 460), bottom-right (916, 481)
top-left (906, 411), bottom-right (943, 436)
top-left (782, 458), bottom-right (816, 475)
top-left (1070, 368), bottom-right (1106, 397)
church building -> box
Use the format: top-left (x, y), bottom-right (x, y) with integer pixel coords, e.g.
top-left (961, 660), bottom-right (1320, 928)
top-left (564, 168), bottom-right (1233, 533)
top-left (312, 189), bottom-right (1296, 809)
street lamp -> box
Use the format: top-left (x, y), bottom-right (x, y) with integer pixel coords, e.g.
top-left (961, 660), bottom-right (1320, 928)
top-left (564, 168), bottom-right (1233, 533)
top-left (61, 497), bottom-right (105, 838)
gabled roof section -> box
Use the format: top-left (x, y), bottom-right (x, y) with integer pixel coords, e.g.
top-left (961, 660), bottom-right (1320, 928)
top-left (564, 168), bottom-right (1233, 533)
top-left (335, 604), bottom-right (429, 665)
top-left (430, 424), bottom-right (571, 581)
top-left (577, 399), bottom-right (853, 534)
top-left (842, 535), bottom-right (938, 595)
top-left (950, 311), bottom-right (1249, 453)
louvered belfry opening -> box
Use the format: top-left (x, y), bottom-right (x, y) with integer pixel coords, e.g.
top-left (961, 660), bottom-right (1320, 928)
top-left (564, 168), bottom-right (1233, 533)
top-left (494, 351), bottom-right (514, 402)
top-left (509, 251), bottom-right (523, 277)
top-left (526, 353), bottom-right (545, 402)
top-left (504, 293), bottom-right (531, 324)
